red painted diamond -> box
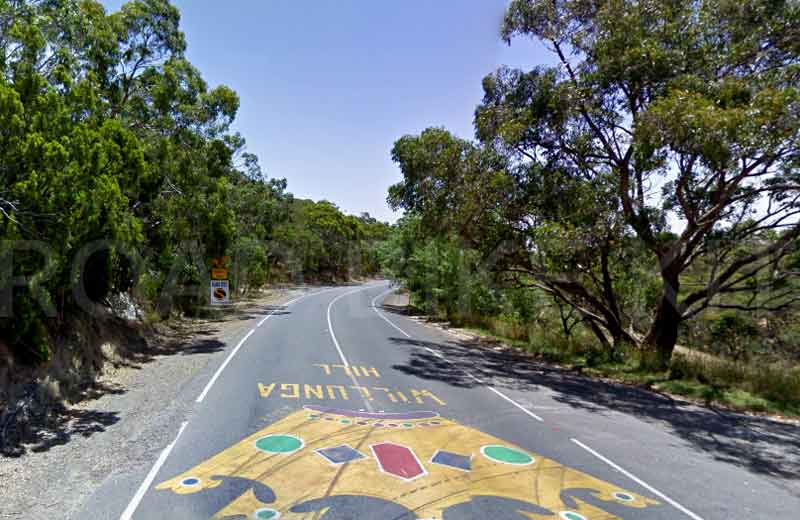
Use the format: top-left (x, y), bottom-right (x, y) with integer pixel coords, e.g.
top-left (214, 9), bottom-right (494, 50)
top-left (371, 442), bottom-right (426, 481)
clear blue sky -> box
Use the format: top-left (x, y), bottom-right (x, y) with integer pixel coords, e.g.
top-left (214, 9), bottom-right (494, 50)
top-left (103, 1), bottom-right (551, 222)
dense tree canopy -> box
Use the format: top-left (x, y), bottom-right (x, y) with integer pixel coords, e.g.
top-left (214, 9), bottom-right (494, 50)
top-left (388, 0), bottom-right (800, 368)
top-left (0, 0), bottom-right (388, 365)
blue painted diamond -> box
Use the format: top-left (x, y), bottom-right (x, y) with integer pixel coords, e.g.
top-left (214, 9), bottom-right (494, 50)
top-left (316, 444), bottom-right (366, 465)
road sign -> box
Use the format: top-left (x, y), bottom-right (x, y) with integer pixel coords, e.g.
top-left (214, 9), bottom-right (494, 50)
top-left (211, 256), bottom-right (230, 268)
top-left (211, 267), bottom-right (228, 280)
top-left (210, 280), bottom-right (229, 305)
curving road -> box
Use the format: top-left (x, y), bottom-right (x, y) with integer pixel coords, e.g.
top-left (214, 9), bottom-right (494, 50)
top-left (78, 281), bottom-right (800, 519)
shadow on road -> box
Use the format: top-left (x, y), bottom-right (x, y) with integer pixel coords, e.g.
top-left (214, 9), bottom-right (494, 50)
top-left (388, 334), bottom-right (800, 485)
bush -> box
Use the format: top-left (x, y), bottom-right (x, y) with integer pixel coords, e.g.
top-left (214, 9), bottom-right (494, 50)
top-left (670, 354), bottom-right (800, 408)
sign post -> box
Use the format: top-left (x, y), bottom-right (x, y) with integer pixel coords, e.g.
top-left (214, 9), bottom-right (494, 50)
top-left (210, 257), bottom-right (230, 305)
top-left (210, 279), bottom-right (229, 305)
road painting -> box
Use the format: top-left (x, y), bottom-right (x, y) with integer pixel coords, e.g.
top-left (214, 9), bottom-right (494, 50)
top-left (156, 406), bottom-right (659, 519)
top-left (314, 363), bottom-right (382, 377)
top-left (258, 382), bottom-right (447, 405)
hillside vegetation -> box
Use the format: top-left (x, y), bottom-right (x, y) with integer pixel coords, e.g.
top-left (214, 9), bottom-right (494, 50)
top-left (381, 0), bottom-right (800, 415)
top-left (0, 0), bottom-right (388, 371)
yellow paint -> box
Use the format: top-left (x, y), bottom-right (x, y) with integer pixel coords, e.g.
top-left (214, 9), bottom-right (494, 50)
top-left (326, 385), bottom-right (349, 400)
top-left (331, 363), bottom-right (350, 376)
top-left (350, 386), bottom-right (374, 400)
top-left (361, 366), bottom-right (381, 377)
top-left (303, 384), bottom-right (324, 399)
top-left (314, 363), bottom-right (332, 375)
top-left (280, 383), bottom-right (299, 399)
top-left (211, 267), bottom-right (228, 280)
top-left (258, 383), bottom-right (276, 398)
top-left (373, 386), bottom-right (397, 402)
top-left (258, 382), bottom-right (447, 406)
top-left (314, 364), bottom-right (381, 377)
top-left (157, 407), bottom-right (659, 519)
top-left (410, 388), bottom-right (446, 405)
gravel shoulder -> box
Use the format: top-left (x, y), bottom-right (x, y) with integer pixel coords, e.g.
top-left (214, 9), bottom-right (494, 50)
top-left (0, 287), bottom-right (302, 520)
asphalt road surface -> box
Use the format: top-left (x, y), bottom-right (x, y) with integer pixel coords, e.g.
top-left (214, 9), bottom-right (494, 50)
top-left (78, 281), bottom-right (800, 519)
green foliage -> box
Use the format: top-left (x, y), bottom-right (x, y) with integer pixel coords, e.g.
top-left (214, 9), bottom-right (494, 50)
top-left (382, 0), bottom-right (800, 413)
top-left (388, 0), bottom-right (800, 372)
top-left (0, 0), bottom-right (388, 365)
top-left (272, 201), bottom-right (388, 281)
top-left (668, 354), bottom-right (800, 413)
top-left (709, 314), bottom-right (760, 361)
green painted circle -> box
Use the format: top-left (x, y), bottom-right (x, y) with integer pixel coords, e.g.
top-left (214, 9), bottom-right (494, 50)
top-left (254, 508), bottom-right (280, 519)
top-left (559, 512), bottom-right (586, 520)
top-left (482, 445), bottom-right (534, 465)
top-left (403, 423), bottom-right (413, 428)
top-left (340, 419), bottom-right (351, 424)
top-left (255, 435), bottom-right (302, 454)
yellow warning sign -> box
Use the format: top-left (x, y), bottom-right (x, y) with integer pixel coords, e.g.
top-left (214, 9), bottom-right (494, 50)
top-left (211, 256), bottom-right (230, 268)
top-left (211, 268), bottom-right (228, 280)
top-left (156, 406), bottom-right (659, 519)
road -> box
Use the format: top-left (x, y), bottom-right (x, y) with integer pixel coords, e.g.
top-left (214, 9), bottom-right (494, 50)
top-left (77, 281), bottom-right (800, 519)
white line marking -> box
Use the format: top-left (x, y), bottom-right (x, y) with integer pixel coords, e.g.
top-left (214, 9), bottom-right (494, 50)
top-left (327, 285), bottom-right (379, 412)
top-left (424, 346), bottom-right (444, 358)
top-left (423, 342), bottom-right (542, 421)
top-left (486, 386), bottom-right (543, 421)
top-left (196, 287), bottom-right (340, 403)
top-left (371, 288), bottom-right (411, 338)
top-left (327, 291), bottom-right (361, 367)
top-left (120, 421), bottom-right (188, 520)
top-left (257, 293), bottom-right (304, 327)
top-left (571, 438), bottom-right (705, 520)
top-left (195, 328), bottom-right (255, 403)
top-left (121, 287), bottom-right (344, 516)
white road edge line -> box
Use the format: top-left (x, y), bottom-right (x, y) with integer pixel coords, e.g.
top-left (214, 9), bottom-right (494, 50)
top-left (122, 287), bottom-right (343, 517)
top-left (257, 296), bottom-right (300, 327)
top-left (195, 287), bottom-right (340, 403)
top-left (571, 438), bottom-right (705, 520)
top-left (327, 289), bottom-right (364, 367)
top-left (486, 386), bottom-right (543, 422)
top-left (370, 289), bottom-right (544, 423)
top-left (423, 345), bottom-right (484, 387)
top-left (195, 328), bottom-right (255, 403)
top-left (120, 420), bottom-right (188, 520)
top-left (256, 287), bottom-right (340, 327)
top-left (370, 288), bottom-right (411, 338)
top-left (423, 346), bottom-right (445, 359)
top-left (327, 285), bottom-right (382, 412)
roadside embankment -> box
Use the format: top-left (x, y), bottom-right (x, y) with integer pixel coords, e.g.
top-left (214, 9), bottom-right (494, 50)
top-left (0, 286), bottom-right (303, 518)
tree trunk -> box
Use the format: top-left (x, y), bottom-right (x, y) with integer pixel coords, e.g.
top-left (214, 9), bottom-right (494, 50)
top-left (585, 318), bottom-right (613, 352)
top-left (642, 290), bottom-right (681, 369)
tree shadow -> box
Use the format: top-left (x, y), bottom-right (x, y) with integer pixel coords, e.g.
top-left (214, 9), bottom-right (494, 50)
top-left (1, 389), bottom-right (120, 457)
top-left (388, 336), bottom-right (800, 484)
top-left (179, 339), bottom-right (226, 356)
top-left (199, 304), bottom-right (292, 323)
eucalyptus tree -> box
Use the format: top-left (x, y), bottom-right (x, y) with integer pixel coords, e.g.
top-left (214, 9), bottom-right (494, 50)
top-left (388, 127), bottom-right (652, 352)
top-left (490, 0), bottom-right (800, 366)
